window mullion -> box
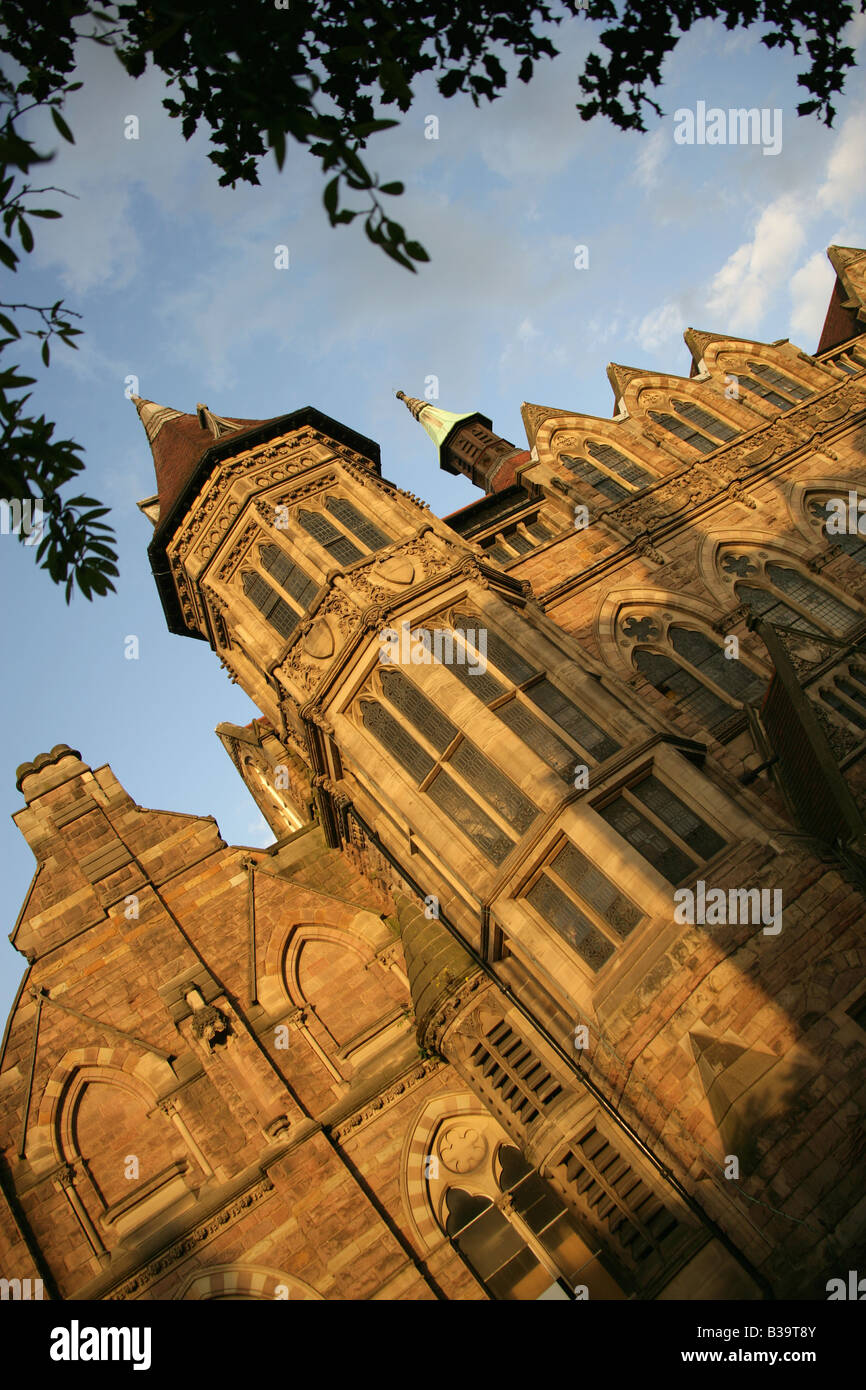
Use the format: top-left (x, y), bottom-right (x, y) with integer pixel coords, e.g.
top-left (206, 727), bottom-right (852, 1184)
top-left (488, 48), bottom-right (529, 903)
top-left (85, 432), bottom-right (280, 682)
top-left (620, 789), bottom-right (700, 863)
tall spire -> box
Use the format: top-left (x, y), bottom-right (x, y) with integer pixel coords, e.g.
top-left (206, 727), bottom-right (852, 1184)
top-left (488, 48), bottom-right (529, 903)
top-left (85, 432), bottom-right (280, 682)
top-left (395, 389), bottom-right (529, 494)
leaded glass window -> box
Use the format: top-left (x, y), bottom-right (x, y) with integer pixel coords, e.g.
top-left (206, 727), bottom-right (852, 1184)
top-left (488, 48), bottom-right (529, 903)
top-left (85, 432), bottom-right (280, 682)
top-left (673, 399), bottom-right (738, 441)
top-left (242, 571), bottom-right (301, 640)
top-left (325, 495), bottom-right (390, 552)
top-left (379, 669), bottom-right (537, 834)
top-left (560, 453), bottom-right (630, 502)
top-left (735, 374), bottom-right (791, 410)
top-left (767, 562), bottom-right (857, 631)
top-left (449, 741), bottom-right (537, 834)
top-left (647, 411), bottom-right (717, 454)
top-left (635, 649), bottom-right (732, 729)
top-left (597, 773), bottom-right (725, 883)
top-left (525, 875), bottom-right (615, 970)
top-left (361, 699), bottom-right (433, 782)
top-left (809, 497), bottom-right (866, 566)
top-left (260, 544), bottom-right (318, 608)
top-left (496, 699), bottom-right (576, 781)
top-left (529, 679), bottom-right (620, 760)
top-left (550, 842), bottom-right (641, 938)
top-left (298, 509), bottom-right (363, 566)
top-left (452, 613), bottom-right (537, 685)
top-left (380, 668), bottom-right (458, 751)
top-left (451, 612), bottom-right (619, 767)
top-left (733, 555), bottom-right (861, 637)
top-left (586, 440), bottom-right (654, 488)
top-left (505, 529), bottom-right (534, 555)
top-left (525, 517), bottom-right (552, 542)
top-left (427, 771), bottom-right (515, 864)
top-left (747, 361), bottom-right (812, 400)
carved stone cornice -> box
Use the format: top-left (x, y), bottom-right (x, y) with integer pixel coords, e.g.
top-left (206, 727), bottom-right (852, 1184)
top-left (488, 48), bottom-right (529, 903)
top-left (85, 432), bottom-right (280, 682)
top-left (711, 603), bottom-right (752, 634)
top-left (274, 531), bottom-right (468, 697)
top-left (329, 1059), bottom-right (442, 1141)
top-left (580, 376), bottom-right (866, 557)
top-left (104, 1176), bottom-right (276, 1300)
top-left (424, 970), bottom-right (488, 1052)
top-left (215, 520), bottom-right (261, 583)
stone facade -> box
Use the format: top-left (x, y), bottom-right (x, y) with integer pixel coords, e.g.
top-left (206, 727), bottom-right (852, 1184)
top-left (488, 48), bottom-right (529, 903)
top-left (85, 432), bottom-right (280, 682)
top-left (1, 245), bottom-right (866, 1301)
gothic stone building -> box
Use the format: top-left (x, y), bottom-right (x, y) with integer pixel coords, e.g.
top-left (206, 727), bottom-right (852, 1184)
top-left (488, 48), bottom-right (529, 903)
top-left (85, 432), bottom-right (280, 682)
top-left (2, 244), bottom-right (866, 1303)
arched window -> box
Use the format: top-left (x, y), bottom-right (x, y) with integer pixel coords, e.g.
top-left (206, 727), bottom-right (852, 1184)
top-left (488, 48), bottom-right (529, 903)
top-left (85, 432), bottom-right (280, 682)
top-left (439, 1139), bottom-right (600, 1299)
top-left (808, 496), bottom-right (866, 566)
top-left (632, 624), bottom-right (767, 731)
top-left (325, 495), bottom-right (390, 551)
top-left (733, 375), bottom-right (792, 410)
top-left (585, 440), bottom-right (655, 489)
top-left (260, 544), bottom-right (318, 607)
top-left (673, 399), bottom-right (738, 441)
top-left (746, 361), bottom-right (813, 401)
top-left (242, 571), bottom-right (300, 639)
top-left (297, 509), bottom-right (363, 566)
top-left (646, 401), bottom-right (734, 454)
top-left (560, 453), bottom-right (629, 502)
top-left (725, 556), bottom-right (861, 636)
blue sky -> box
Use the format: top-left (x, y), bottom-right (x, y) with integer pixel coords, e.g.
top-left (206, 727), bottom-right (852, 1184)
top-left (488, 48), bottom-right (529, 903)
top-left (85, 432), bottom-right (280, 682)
top-left (1, 12), bottom-right (864, 1020)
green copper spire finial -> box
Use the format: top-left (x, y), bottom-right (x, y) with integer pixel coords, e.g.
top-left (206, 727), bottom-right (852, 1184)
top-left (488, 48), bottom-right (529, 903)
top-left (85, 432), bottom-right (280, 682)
top-left (395, 389), bottom-right (485, 464)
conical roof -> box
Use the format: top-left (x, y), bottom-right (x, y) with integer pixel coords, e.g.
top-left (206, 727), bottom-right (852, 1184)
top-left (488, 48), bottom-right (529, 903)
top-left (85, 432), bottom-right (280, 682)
top-left (131, 397), bottom-right (272, 527)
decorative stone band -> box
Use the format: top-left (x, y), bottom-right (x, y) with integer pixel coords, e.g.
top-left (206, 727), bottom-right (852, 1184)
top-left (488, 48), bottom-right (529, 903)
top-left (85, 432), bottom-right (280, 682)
top-left (104, 1175), bottom-right (276, 1300)
top-left (329, 1059), bottom-right (443, 1142)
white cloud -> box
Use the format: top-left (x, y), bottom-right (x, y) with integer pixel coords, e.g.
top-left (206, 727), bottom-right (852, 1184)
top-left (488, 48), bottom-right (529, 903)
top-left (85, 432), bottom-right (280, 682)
top-left (789, 251), bottom-right (835, 342)
top-left (634, 300), bottom-right (683, 352)
top-left (817, 106), bottom-right (866, 216)
top-left (633, 127), bottom-right (668, 190)
top-left (704, 196), bottom-right (807, 329)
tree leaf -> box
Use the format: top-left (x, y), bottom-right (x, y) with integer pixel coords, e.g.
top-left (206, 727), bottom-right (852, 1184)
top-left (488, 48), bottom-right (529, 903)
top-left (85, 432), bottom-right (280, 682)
top-left (50, 107), bottom-right (75, 145)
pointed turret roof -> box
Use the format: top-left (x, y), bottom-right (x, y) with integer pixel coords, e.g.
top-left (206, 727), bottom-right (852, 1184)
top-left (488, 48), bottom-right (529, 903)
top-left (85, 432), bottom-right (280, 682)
top-left (817, 244), bottom-right (866, 354)
top-left (131, 396), bottom-right (272, 528)
top-left (395, 390), bottom-right (491, 472)
top-left (134, 397), bottom-right (383, 639)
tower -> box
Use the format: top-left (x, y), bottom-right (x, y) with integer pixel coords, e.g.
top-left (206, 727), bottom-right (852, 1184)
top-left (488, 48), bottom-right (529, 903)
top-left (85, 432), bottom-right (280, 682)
top-left (2, 245), bottom-right (866, 1302)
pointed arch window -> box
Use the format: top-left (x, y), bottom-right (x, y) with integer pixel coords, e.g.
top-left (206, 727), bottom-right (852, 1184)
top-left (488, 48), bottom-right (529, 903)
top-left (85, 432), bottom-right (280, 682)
top-left (820, 666), bottom-right (866, 732)
top-left (734, 375), bottom-right (792, 410)
top-left (586, 440), bottom-right (655, 488)
top-left (673, 399), bottom-right (738, 441)
top-left (808, 495), bottom-right (866, 566)
top-left (437, 1137), bottom-right (602, 1300)
top-left (242, 571), bottom-right (301, 639)
top-left (560, 453), bottom-right (629, 503)
top-left (325, 495), bottom-right (390, 551)
top-left (747, 361), bottom-right (813, 401)
top-left (648, 399), bottom-right (737, 453)
top-left (646, 411), bottom-right (714, 453)
top-left (727, 555), bottom-right (861, 636)
top-left (297, 509), bottom-right (363, 566)
top-left (260, 544), bottom-right (318, 608)
top-left (632, 624), bottom-right (767, 731)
